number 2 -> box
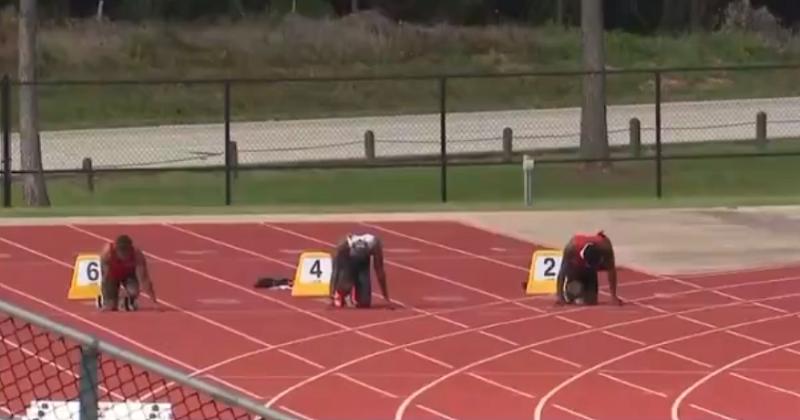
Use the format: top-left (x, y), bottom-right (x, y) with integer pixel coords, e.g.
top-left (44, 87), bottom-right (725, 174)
top-left (309, 259), bottom-right (322, 278)
top-left (86, 261), bottom-right (100, 282)
top-left (543, 257), bottom-right (557, 277)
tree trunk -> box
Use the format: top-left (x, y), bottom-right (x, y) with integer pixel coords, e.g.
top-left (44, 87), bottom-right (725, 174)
top-left (555, 0), bottom-right (564, 25)
top-left (352, 0), bottom-right (359, 13)
top-left (579, 0), bottom-right (609, 166)
top-left (690, 0), bottom-right (704, 32)
top-left (660, 0), bottom-right (692, 32)
top-left (18, 0), bottom-right (50, 207)
top-left (96, 0), bottom-right (104, 21)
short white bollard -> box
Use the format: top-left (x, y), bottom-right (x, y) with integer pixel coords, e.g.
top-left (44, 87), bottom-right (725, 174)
top-left (523, 154), bottom-right (535, 207)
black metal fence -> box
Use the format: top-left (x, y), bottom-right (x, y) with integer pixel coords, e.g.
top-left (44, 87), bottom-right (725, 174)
top-left (3, 64), bottom-right (800, 208)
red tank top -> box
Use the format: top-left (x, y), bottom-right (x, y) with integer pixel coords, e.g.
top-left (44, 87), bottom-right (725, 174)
top-left (107, 243), bottom-right (137, 279)
top-left (571, 231), bottom-right (606, 267)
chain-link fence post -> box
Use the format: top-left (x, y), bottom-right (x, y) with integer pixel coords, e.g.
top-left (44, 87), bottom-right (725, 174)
top-left (439, 76), bottom-right (447, 203)
top-left (224, 80), bottom-right (232, 206)
top-left (78, 342), bottom-right (100, 420)
top-left (654, 70), bottom-right (663, 199)
top-left (2, 74), bottom-right (11, 208)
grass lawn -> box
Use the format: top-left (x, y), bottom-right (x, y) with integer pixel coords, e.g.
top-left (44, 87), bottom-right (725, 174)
top-left (6, 141), bottom-right (800, 215)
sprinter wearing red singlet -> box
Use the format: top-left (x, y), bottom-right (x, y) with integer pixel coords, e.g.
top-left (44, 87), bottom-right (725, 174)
top-left (555, 231), bottom-right (622, 306)
top-left (99, 235), bottom-right (157, 311)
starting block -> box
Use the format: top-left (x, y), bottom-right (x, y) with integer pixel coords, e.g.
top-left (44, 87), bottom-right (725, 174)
top-left (67, 253), bottom-right (102, 300)
top-left (524, 249), bottom-right (563, 295)
top-left (291, 251), bottom-right (332, 297)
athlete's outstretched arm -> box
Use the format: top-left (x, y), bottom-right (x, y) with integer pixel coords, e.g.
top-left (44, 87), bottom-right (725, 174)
top-left (555, 241), bottom-right (574, 305)
top-left (99, 243), bottom-right (112, 285)
top-left (135, 250), bottom-right (157, 305)
top-left (330, 241), bottom-right (347, 298)
top-left (602, 238), bottom-right (622, 305)
top-left (372, 239), bottom-right (390, 304)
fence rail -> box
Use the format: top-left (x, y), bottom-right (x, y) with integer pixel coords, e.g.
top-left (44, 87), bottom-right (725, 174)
top-left (0, 298), bottom-right (296, 420)
top-left (2, 64), bottom-right (800, 206)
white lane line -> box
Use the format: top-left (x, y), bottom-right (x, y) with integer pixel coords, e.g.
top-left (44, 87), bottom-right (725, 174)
top-left (726, 331), bottom-right (773, 346)
top-left (689, 404), bottom-right (739, 420)
top-left (552, 404), bottom-right (597, 420)
top-left (729, 372), bottom-right (800, 399)
top-left (278, 406), bottom-right (315, 420)
top-left (336, 373), bottom-right (399, 399)
top-left (677, 315), bottom-right (717, 329)
top-left (466, 372), bottom-right (536, 399)
top-left (405, 349), bottom-right (454, 369)
top-left (784, 348), bottom-right (800, 357)
top-left (416, 405), bottom-right (458, 420)
top-left (597, 372), bottom-right (668, 398)
top-left (479, 331), bottom-right (519, 346)
top-left (530, 348), bottom-right (583, 369)
top-left (556, 316), bottom-right (593, 329)
top-left (657, 348), bottom-right (713, 368)
top-left (603, 331), bottom-right (646, 346)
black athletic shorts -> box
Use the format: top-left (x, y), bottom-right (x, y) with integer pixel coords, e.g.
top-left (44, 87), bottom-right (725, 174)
top-left (564, 266), bottom-right (599, 305)
top-left (338, 257), bottom-right (372, 308)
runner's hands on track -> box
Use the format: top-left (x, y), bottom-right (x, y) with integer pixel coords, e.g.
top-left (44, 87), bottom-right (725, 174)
top-left (384, 296), bottom-right (396, 310)
top-left (553, 296), bottom-right (624, 306)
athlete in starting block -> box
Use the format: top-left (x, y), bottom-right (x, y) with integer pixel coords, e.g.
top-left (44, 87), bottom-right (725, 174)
top-left (98, 235), bottom-right (158, 312)
top-left (555, 230), bottom-right (623, 306)
top-left (330, 233), bottom-right (392, 309)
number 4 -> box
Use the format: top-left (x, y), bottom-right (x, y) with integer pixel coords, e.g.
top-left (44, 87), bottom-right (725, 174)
top-left (309, 259), bottom-right (322, 278)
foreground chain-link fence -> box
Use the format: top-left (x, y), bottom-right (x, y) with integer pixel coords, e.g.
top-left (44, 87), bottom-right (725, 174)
top-left (0, 299), bottom-right (295, 420)
top-left (3, 64), bottom-right (800, 207)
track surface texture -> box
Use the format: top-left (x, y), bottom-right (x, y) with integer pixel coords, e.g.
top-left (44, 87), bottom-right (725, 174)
top-left (2, 217), bottom-right (800, 420)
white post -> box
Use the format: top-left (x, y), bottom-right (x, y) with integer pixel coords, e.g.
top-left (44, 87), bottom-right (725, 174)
top-left (523, 154), bottom-right (535, 207)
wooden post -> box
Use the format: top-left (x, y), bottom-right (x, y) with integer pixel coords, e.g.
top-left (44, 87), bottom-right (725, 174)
top-left (82, 157), bottom-right (94, 193)
top-left (502, 127), bottom-right (513, 162)
top-left (629, 118), bottom-right (641, 158)
top-left (364, 130), bottom-right (375, 160)
top-left (756, 111), bottom-right (767, 151)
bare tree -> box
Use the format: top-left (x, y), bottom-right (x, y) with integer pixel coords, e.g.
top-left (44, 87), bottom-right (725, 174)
top-left (18, 0), bottom-right (50, 206)
top-left (579, 0), bottom-right (609, 166)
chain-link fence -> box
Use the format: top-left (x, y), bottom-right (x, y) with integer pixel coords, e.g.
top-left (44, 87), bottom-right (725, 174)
top-left (0, 299), bottom-right (295, 420)
top-left (2, 65), bottom-right (800, 207)
top-left (657, 66), bottom-right (800, 199)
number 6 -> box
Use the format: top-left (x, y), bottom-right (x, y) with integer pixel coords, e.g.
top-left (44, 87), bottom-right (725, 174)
top-left (87, 261), bottom-right (100, 281)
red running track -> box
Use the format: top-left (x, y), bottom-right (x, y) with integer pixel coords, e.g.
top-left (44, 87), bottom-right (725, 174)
top-left (1, 220), bottom-right (800, 420)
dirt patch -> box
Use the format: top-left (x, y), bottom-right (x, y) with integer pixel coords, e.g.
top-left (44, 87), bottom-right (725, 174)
top-left (461, 206), bottom-right (800, 274)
